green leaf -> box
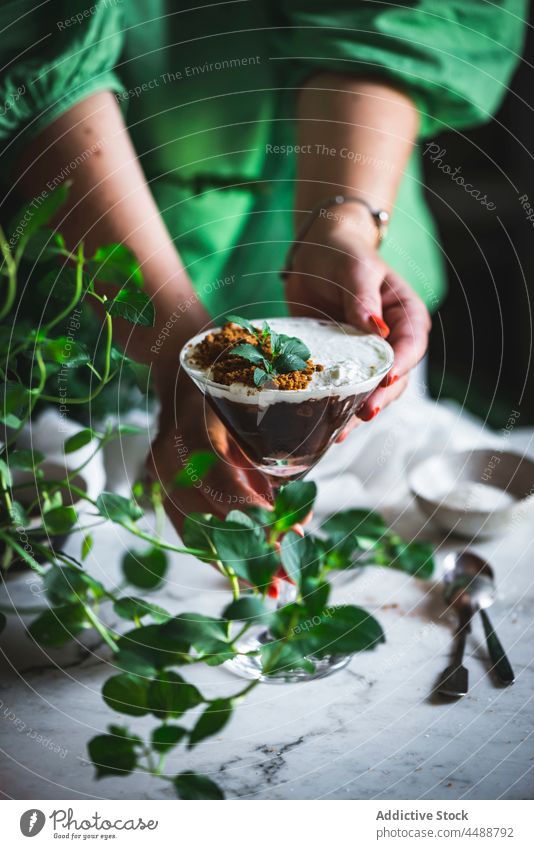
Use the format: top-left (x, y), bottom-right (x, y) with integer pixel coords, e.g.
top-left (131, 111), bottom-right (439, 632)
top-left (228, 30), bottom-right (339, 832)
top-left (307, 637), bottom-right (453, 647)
top-left (173, 772), bottom-right (224, 800)
top-left (114, 649), bottom-right (158, 677)
top-left (188, 698), bottom-right (233, 748)
top-left (41, 505), bottom-right (77, 535)
top-left (113, 596), bottom-right (171, 624)
top-left (89, 244), bottom-right (143, 287)
top-left (273, 352), bottom-right (308, 374)
top-left (162, 613), bottom-right (231, 660)
top-left (107, 287), bottom-right (155, 327)
top-left (322, 509), bottom-right (388, 543)
top-left (116, 624), bottom-right (190, 670)
top-left (277, 335), bottom-right (311, 361)
top-left (273, 481), bottom-right (317, 532)
top-left (122, 547), bottom-right (168, 590)
top-left (181, 513), bottom-right (215, 554)
top-left (148, 670), bottom-right (203, 719)
top-left (230, 342), bottom-right (266, 366)
top-left (9, 501), bottom-right (29, 527)
top-left (102, 673), bottom-right (150, 717)
top-left (96, 492), bottom-right (143, 526)
top-left (260, 641), bottom-right (315, 676)
top-left (296, 605), bottom-right (385, 658)
top-left (43, 566), bottom-right (106, 604)
top-left (8, 182), bottom-right (70, 251)
top-left (388, 540), bottom-right (435, 579)
top-left (0, 457), bottom-right (12, 487)
top-left (24, 227), bottom-right (65, 263)
top-left (88, 733), bottom-right (137, 779)
top-left (253, 367), bottom-right (270, 387)
top-left (81, 533), bottom-right (94, 561)
top-left (3, 381), bottom-right (30, 417)
top-left (39, 336), bottom-right (90, 368)
top-left (64, 428), bottom-right (94, 453)
top-left (279, 531), bottom-right (307, 586)
top-left (151, 724), bottom-right (187, 754)
top-left (43, 566), bottom-right (91, 604)
top-left (37, 266), bottom-right (91, 307)
top-left (210, 521), bottom-right (279, 590)
top-left (0, 612), bottom-right (6, 634)
top-left (8, 449), bottom-right (45, 470)
top-left (223, 595), bottom-right (269, 622)
top-left (224, 314), bottom-right (256, 335)
top-left (174, 450), bottom-right (218, 487)
top-left (28, 604), bottom-right (89, 647)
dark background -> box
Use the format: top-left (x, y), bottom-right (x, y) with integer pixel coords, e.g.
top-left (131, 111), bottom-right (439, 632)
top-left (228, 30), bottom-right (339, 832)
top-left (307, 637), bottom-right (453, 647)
top-left (424, 9), bottom-right (534, 428)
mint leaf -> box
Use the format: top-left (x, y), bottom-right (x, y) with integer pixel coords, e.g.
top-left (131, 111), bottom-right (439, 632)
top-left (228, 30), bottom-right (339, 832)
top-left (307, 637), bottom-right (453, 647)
top-left (273, 352), bottom-right (308, 373)
top-left (253, 367), bottom-right (270, 387)
top-left (277, 335), bottom-right (311, 361)
top-left (230, 343), bottom-right (266, 366)
top-left (224, 314), bottom-right (256, 335)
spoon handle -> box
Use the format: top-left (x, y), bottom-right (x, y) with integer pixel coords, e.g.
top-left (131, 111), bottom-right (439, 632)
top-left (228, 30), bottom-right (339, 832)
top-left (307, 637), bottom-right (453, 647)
top-left (480, 609), bottom-right (515, 685)
top-left (436, 606), bottom-right (472, 698)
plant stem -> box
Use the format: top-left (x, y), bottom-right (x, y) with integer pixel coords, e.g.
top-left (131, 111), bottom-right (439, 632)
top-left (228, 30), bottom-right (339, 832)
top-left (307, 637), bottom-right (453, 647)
top-left (82, 603), bottom-right (118, 653)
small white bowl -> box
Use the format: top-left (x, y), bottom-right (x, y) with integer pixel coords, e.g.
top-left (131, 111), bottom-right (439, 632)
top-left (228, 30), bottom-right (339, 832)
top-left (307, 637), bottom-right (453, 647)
top-left (409, 449), bottom-right (534, 538)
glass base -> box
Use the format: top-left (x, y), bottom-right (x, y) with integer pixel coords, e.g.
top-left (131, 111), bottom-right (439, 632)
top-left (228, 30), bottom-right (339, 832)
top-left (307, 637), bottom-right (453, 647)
top-left (224, 626), bottom-right (352, 683)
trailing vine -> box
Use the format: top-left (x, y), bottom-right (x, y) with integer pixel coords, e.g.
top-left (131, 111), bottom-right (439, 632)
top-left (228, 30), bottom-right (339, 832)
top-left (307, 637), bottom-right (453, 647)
top-left (0, 187), bottom-right (434, 799)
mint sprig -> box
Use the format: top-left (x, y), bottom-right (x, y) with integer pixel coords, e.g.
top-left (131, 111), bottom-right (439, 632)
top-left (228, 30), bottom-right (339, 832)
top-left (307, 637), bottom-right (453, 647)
top-left (224, 315), bottom-right (311, 385)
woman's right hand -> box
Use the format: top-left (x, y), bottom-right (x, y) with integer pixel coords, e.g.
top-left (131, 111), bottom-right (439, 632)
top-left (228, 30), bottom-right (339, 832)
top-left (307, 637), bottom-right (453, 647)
top-left (146, 374), bottom-right (273, 534)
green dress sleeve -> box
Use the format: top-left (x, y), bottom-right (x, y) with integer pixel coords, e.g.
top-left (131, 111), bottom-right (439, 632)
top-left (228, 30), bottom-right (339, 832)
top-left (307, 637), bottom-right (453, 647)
top-left (273, 0), bottom-right (527, 135)
top-left (0, 0), bottom-right (125, 174)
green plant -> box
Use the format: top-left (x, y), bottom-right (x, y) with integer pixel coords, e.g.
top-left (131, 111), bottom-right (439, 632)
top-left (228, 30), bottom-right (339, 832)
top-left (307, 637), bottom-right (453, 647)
top-left (224, 314), bottom-right (311, 386)
top-left (0, 188), bottom-right (434, 799)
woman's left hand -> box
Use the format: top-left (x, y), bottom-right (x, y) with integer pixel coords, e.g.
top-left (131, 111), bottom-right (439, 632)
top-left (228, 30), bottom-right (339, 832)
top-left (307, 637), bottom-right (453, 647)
top-left (283, 206), bottom-right (431, 437)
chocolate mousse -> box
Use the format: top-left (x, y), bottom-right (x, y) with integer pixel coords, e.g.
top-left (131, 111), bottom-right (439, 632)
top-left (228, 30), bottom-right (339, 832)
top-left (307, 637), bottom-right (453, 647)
top-left (180, 318), bottom-right (394, 481)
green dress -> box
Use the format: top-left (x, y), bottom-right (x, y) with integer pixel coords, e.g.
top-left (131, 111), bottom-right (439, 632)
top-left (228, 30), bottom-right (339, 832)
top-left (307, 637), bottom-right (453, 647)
top-left (0, 0), bottom-right (526, 319)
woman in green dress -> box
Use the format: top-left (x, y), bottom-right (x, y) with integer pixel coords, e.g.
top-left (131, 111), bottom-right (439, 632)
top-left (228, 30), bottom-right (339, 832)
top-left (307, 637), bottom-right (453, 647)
top-left (0, 0), bottom-right (526, 526)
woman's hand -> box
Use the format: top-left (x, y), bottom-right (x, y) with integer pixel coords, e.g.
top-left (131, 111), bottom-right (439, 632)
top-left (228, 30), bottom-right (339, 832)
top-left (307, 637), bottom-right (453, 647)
top-left (146, 374), bottom-right (272, 533)
top-left (284, 205), bottom-right (431, 432)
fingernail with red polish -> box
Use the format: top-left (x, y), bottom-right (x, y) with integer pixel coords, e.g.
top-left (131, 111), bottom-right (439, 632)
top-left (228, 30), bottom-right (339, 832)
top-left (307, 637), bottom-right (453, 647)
top-left (360, 406), bottom-right (381, 422)
top-left (369, 314), bottom-right (390, 338)
top-left (382, 372), bottom-right (399, 387)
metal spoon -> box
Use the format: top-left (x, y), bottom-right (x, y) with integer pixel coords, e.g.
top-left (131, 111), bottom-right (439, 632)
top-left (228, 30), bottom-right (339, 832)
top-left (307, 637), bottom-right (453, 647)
top-left (442, 551), bottom-right (515, 687)
top-left (435, 571), bottom-right (473, 698)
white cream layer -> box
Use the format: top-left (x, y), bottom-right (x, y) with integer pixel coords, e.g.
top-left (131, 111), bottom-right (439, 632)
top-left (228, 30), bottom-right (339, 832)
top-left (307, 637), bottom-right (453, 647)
top-left (181, 318), bottom-right (394, 406)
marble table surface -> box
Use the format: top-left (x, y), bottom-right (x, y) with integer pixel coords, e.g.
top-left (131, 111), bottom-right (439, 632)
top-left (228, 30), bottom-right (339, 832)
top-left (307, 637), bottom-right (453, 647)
top-left (1, 399), bottom-right (533, 801)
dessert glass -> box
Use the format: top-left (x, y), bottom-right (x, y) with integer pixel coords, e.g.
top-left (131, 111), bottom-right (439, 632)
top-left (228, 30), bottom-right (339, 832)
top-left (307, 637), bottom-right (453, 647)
top-left (179, 319), bottom-right (394, 682)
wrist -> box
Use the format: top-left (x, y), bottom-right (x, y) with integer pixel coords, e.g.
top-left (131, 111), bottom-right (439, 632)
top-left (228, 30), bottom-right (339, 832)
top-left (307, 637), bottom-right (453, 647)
top-left (312, 201), bottom-right (380, 247)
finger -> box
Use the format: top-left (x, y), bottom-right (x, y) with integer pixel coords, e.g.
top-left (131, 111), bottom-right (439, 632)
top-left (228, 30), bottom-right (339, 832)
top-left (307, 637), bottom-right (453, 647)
top-left (358, 374), bottom-right (409, 421)
top-left (380, 269), bottom-right (431, 384)
top-left (335, 417), bottom-right (363, 443)
top-left (341, 251), bottom-right (389, 334)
